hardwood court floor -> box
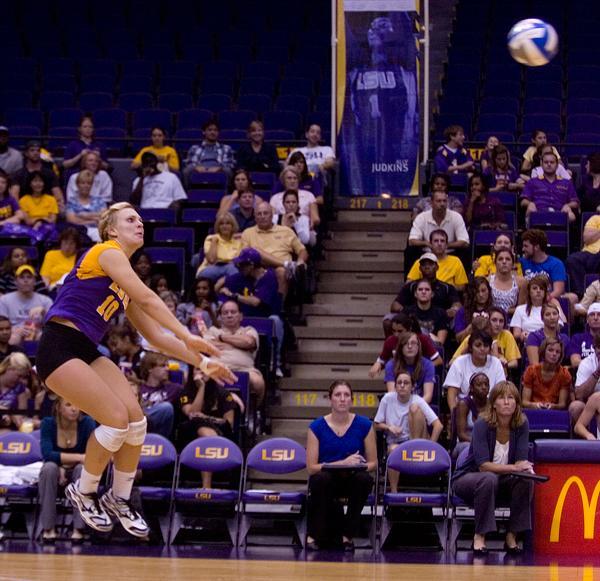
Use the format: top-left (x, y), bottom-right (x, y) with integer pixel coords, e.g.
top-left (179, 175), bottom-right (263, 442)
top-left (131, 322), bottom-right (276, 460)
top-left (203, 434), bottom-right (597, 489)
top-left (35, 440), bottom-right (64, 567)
top-left (1, 555), bottom-right (598, 581)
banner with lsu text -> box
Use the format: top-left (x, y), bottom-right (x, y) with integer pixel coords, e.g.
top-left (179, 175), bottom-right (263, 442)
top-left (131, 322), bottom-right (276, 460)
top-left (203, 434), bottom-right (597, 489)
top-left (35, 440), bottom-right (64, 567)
top-left (337, 0), bottom-right (420, 197)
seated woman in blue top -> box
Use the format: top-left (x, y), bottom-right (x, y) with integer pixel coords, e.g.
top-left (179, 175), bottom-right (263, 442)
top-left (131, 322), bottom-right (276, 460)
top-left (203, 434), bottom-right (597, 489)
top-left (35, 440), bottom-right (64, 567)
top-left (306, 380), bottom-right (377, 552)
top-left (452, 381), bottom-right (534, 556)
top-left (39, 397), bottom-right (96, 543)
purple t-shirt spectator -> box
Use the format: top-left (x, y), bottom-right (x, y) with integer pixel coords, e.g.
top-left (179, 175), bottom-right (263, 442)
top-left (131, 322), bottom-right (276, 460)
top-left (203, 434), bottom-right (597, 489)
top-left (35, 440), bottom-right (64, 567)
top-left (0, 383), bottom-right (25, 409)
top-left (434, 145), bottom-right (473, 174)
top-left (0, 197), bottom-right (20, 221)
top-left (567, 332), bottom-right (595, 361)
top-left (383, 358), bottom-right (435, 396)
top-left (454, 307), bottom-right (488, 334)
top-left (139, 382), bottom-right (182, 411)
top-left (470, 196), bottom-right (506, 227)
top-left (483, 166), bottom-right (520, 190)
top-left (521, 175), bottom-right (578, 212)
top-left (63, 139), bottom-right (108, 179)
top-left (525, 329), bottom-right (570, 364)
top-left (221, 269), bottom-right (282, 317)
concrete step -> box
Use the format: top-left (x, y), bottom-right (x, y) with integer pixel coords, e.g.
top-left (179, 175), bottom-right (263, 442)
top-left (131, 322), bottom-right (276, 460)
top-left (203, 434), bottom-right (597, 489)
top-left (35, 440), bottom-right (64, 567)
top-left (304, 293), bottom-right (394, 316)
top-left (279, 377), bottom-right (384, 392)
top-left (271, 418), bottom-right (312, 440)
top-left (317, 272), bottom-right (400, 293)
top-left (323, 231), bottom-right (407, 251)
top-left (316, 258), bottom-right (403, 273)
top-left (336, 210), bottom-right (412, 226)
top-left (288, 338), bottom-right (381, 364)
top-left (323, 249), bottom-right (404, 262)
top-left (329, 221), bottom-right (407, 233)
top-left (287, 363), bottom-right (377, 381)
top-left (294, 325), bottom-right (384, 340)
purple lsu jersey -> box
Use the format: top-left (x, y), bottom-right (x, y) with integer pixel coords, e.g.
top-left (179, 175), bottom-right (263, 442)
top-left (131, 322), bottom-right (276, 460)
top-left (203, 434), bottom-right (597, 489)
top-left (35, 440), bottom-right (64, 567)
top-left (45, 240), bottom-right (130, 344)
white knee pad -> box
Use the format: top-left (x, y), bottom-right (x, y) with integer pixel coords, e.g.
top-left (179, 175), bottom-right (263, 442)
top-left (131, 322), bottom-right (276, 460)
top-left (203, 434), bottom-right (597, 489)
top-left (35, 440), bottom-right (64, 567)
top-left (125, 417), bottom-right (147, 446)
top-left (94, 424), bottom-right (129, 453)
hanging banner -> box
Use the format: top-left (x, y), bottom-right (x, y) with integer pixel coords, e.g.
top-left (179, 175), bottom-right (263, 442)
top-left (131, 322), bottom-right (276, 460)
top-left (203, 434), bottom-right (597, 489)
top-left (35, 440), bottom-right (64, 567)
top-left (336, 0), bottom-right (420, 197)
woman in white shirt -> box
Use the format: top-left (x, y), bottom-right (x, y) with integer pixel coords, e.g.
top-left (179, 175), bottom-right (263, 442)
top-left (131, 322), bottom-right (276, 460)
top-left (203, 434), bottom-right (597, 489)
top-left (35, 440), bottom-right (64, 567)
top-left (273, 190), bottom-right (315, 247)
top-left (66, 151), bottom-right (113, 204)
top-left (270, 167), bottom-right (320, 228)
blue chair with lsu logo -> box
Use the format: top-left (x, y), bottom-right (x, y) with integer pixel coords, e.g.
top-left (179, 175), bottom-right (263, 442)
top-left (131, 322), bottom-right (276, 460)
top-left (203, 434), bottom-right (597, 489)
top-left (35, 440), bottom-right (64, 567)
top-left (168, 436), bottom-right (243, 545)
top-left (0, 432), bottom-right (42, 540)
top-left (379, 439), bottom-right (451, 553)
top-left (237, 437), bottom-right (307, 548)
top-left (137, 433), bottom-right (177, 543)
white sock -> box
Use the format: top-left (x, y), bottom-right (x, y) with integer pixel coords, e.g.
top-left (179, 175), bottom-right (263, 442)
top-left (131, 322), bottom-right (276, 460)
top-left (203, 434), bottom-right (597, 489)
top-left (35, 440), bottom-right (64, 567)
top-left (112, 468), bottom-right (137, 501)
top-left (78, 468), bottom-right (101, 495)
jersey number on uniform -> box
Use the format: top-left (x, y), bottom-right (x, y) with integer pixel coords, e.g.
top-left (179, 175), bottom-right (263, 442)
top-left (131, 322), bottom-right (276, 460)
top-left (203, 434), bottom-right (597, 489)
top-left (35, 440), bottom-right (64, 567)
top-left (96, 282), bottom-right (130, 322)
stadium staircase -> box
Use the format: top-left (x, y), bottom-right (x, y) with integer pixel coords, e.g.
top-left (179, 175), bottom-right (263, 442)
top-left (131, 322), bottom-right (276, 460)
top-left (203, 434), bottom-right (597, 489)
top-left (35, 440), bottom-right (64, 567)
top-left (267, 203), bottom-right (412, 453)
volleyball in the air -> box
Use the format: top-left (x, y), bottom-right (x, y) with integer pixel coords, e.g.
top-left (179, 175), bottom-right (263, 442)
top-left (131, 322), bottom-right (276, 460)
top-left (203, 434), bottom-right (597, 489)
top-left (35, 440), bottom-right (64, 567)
top-left (507, 19), bottom-right (559, 66)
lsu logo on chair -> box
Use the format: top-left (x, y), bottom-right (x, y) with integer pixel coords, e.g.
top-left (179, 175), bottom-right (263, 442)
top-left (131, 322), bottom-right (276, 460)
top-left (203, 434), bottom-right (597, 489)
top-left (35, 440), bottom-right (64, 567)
top-left (261, 449), bottom-right (295, 461)
top-left (141, 444), bottom-right (163, 456)
top-left (401, 450), bottom-right (435, 462)
top-left (195, 447), bottom-right (229, 459)
top-left (550, 476), bottom-right (600, 542)
top-left (0, 441), bottom-right (31, 454)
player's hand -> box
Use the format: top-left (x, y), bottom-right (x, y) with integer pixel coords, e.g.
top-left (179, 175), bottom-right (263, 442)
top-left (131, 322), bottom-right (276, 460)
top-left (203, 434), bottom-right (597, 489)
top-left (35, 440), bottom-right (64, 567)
top-left (204, 359), bottom-right (238, 386)
top-left (184, 333), bottom-right (221, 357)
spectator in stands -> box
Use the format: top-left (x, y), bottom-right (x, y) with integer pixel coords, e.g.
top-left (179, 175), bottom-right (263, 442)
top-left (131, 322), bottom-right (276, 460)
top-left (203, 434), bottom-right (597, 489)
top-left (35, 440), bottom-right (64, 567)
top-left (412, 173), bottom-right (463, 220)
top-left (235, 120), bottom-right (280, 176)
top-left (574, 392), bottom-right (600, 440)
top-left (473, 232), bottom-right (523, 277)
top-left (0, 317), bottom-right (22, 358)
top-left (0, 247), bottom-right (46, 295)
top-left (454, 372), bottom-right (489, 446)
top-left (387, 254), bottom-right (461, 331)
top-left (525, 303), bottom-right (569, 366)
top-left (19, 171), bottom-right (59, 230)
top-left (452, 380), bottom-right (533, 556)
top-left (203, 300), bottom-right (265, 405)
top-left (241, 202), bottom-right (308, 296)
top-left (406, 231), bottom-right (468, 291)
top-left (40, 228), bottom-right (81, 291)
top-left (571, 335), bottom-right (600, 428)
top-left (177, 277), bottom-right (218, 334)
top-left (569, 303), bottom-right (600, 368)
top-left (272, 190), bottom-right (315, 247)
top-left (455, 277), bottom-right (493, 343)
top-left (479, 135), bottom-right (499, 173)
top-left (0, 127), bottom-right (22, 176)
top-left (305, 380), bottom-right (376, 551)
top-left (217, 170), bottom-right (260, 231)
top-left (529, 144), bottom-right (571, 181)
top-left (218, 248), bottom-right (284, 376)
top-left (271, 167), bottom-right (320, 228)
top-left (483, 144), bottom-right (523, 193)
top-left (451, 309), bottom-right (521, 371)
top-left (0, 264), bottom-right (52, 344)
top-left (288, 124), bottom-right (336, 178)
top-left (149, 274), bottom-right (170, 296)
top-left (66, 151), bottom-right (113, 205)
top-left (106, 323), bottom-right (143, 380)
top-left (130, 152), bottom-right (187, 210)
top-left (136, 352), bottom-right (182, 439)
top-left (9, 140), bottom-right (64, 210)
top-left (465, 174), bottom-right (507, 230)
top-left (522, 338), bottom-right (570, 411)
top-left (383, 331), bottom-right (435, 401)
top-left (375, 372), bottom-right (442, 492)
top-left (521, 151), bottom-right (579, 223)
top-left (407, 191), bottom-right (469, 270)
top-left (488, 249), bottom-right (523, 316)
top-left (520, 129), bottom-right (560, 175)
top-left (196, 212), bottom-right (243, 281)
top-left (578, 152), bottom-right (600, 212)
top-left (65, 169), bottom-right (106, 242)
top-left (287, 151), bottom-right (323, 202)
top-left (433, 125), bottom-right (474, 179)
top-left (520, 229), bottom-right (568, 300)
top-left (0, 352), bottom-right (31, 433)
top-left (371, 313), bottom-right (441, 380)
top-left (38, 397), bottom-right (94, 543)
top-left (62, 116), bottom-right (108, 178)
top-left (0, 169), bottom-right (25, 231)
top-left (404, 279), bottom-right (449, 346)
top-left (132, 250), bottom-right (153, 287)
top-left (131, 127), bottom-right (180, 173)
top-left (178, 370), bottom-right (237, 486)
top-left (567, 213), bottom-right (600, 298)
top-left (183, 121), bottom-right (235, 181)
top-left (510, 275), bottom-right (566, 343)
top-left (444, 330), bottom-right (506, 411)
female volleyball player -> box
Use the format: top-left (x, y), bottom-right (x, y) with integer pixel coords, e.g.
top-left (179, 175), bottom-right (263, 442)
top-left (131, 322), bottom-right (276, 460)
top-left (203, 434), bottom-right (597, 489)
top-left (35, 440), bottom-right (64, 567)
top-left (36, 202), bottom-right (237, 537)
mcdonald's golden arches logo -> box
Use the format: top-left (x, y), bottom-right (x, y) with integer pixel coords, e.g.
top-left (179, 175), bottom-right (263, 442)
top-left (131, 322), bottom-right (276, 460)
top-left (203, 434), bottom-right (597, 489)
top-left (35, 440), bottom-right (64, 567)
top-left (550, 476), bottom-right (600, 542)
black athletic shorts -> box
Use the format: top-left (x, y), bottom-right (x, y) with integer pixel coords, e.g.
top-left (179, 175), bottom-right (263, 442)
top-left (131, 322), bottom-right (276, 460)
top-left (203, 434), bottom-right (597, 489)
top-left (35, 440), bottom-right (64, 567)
top-left (36, 321), bottom-right (103, 382)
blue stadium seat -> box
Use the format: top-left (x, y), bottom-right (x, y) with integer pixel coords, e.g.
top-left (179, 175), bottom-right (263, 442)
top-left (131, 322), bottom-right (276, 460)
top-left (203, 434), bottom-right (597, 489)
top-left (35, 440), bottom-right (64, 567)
top-left (255, 44), bottom-right (291, 64)
top-left (93, 108), bottom-right (127, 130)
top-left (181, 41), bottom-right (216, 61)
top-left (4, 109), bottom-right (44, 130)
top-left (143, 42), bottom-right (177, 61)
top-left (120, 59), bottom-right (155, 78)
top-left (482, 79), bottom-right (520, 98)
top-left (42, 74), bottom-right (77, 94)
top-left (174, 128), bottom-right (203, 152)
top-left (486, 63), bottom-right (522, 81)
top-left (199, 76), bottom-right (235, 96)
top-left (569, 65), bottom-right (600, 84)
top-left (263, 110), bottom-right (303, 135)
top-left (78, 59), bottom-right (116, 77)
top-left (120, 75), bottom-right (154, 95)
top-left (523, 98), bottom-right (561, 116)
top-left (0, 57), bottom-right (35, 74)
top-left (80, 74), bottom-right (115, 94)
top-left (473, 131), bottom-right (515, 144)
top-left (569, 82), bottom-right (600, 99)
top-left (218, 44), bottom-right (253, 63)
top-left (279, 77), bottom-right (314, 97)
top-left (41, 58), bottom-right (74, 76)
top-left (94, 128), bottom-right (127, 154)
top-left (237, 94), bottom-right (271, 115)
top-left (566, 98), bottom-right (600, 116)
top-left (219, 110), bottom-right (257, 131)
top-left (48, 108), bottom-right (83, 129)
top-left (219, 129), bottom-right (246, 140)
top-left (176, 109), bottom-right (214, 131)
top-left (314, 95), bottom-right (331, 112)
top-left (39, 91), bottom-right (75, 112)
top-left (185, 189), bottom-right (227, 208)
top-left (264, 129), bottom-right (294, 141)
top-left (187, 174), bottom-right (227, 190)
top-left (48, 127), bottom-right (76, 150)
top-left (239, 77), bottom-right (276, 97)
top-left (275, 95), bottom-right (310, 114)
top-left (564, 133), bottom-right (600, 158)
top-left (197, 93), bottom-right (232, 113)
top-left (477, 114), bottom-right (517, 135)
top-left (158, 93), bottom-right (194, 112)
top-left (79, 92), bottom-right (114, 112)
top-left (526, 80), bottom-right (562, 99)
top-left (7, 127), bottom-right (41, 148)
top-left (202, 61), bottom-right (238, 80)
top-left (522, 114), bottom-right (561, 135)
top-left (243, 61), bottom-right (281, 79)
top-left (285, 61), bottom-right (321, 79)
top-left (118, 92), bottom-right (154, 112)
top-left (526, 64), bottom-right (563, 84)
top-left (438, 96), bottom-right (474, 117)
top-left (446, 63), bottom-right (480, 83)
top-left (567, 115), bottom-right (600, 135)
top-left (434, 114), bottom-right (472, 138)
top-left (132, 108), bottom-right (172, 132)
top-left (160, 75), bottom-right (194, 95)
top-left (249, 172), bottom-right (276, 192)
top-left (138, 207), bottom-right (177, 225)
top-left (306, 112), bottom-right (330, 131)
top-left (479, 97), bottom-right (519, 116)
top-left (0, 91), bottom-right (33, 110)
top-left (158, 60), bottom-right (197, 79)
top-left (144, 246), bottom-right (186, 292)
top-left (103, 41), bottom-right (140, 60)
top-left (153, 227), bottom-right (196, 256)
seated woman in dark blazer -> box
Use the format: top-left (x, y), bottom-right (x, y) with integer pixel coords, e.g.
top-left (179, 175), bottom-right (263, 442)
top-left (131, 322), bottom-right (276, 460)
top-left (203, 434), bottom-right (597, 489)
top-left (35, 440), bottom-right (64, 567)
top-left (452, 380), bottom-right (535, 556)
top-left (305, 380), bottom-right (377, 552)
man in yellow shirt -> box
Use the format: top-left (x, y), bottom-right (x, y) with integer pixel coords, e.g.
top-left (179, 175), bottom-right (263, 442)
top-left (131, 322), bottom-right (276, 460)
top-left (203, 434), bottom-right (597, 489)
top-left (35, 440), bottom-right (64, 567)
top-left (406, 229), bottom-right (469, 291)
top-left (567, 214), bottom-right (600, 297)
top-left (241, 202), bottom-right (308, 296)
